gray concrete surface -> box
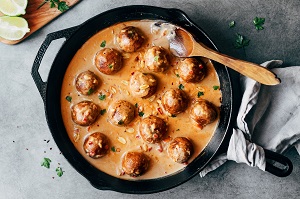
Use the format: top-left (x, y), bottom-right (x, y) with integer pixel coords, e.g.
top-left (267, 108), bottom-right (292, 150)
top-left (0, 0), bottom-right (299, 198)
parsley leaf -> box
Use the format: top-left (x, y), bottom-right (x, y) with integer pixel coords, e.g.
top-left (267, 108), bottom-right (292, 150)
top-left (154, 56), bottom-right (159, 62)
top-left (197, 91), bottom-right (204, 97)
top-left (65, 96), bottom-right (72, 102)
top-left (234, 33), bottom-right (250, 49)
top-left (41, 157), bottom-right (51, 169)
top-left (176, 74), bottom-right (180, 78)
top-left (100, 109), bottom-right (106, 115)
top-left (138, 112), bottom-right (144, 117)
top-left (213, 85), bottom-right (220, 90)
top-left (87, 88), bottom-right (94, 95)
top-left (118, 120), bottom-right (124, 125)
top-left (56, 167), bottom-right (64, 177)
top-left (111, 146), bottom-right (116, 152)
top-left (229, 20), bottom-right (235, 28)
top-left (100, 40), bottom-right (106, 48)
top-left (178, 84), bottom-right (184, 90)
top-left (135, 103), bottom-right (138, 108)
top-left (253, 17), bottom-right (265, 30)
top-left (98, 94), bottom-right (106, 101)
top-left (57, 1), bottom-right (69, 12)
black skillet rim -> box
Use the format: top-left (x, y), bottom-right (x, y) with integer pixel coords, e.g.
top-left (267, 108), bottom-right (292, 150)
top-left (44, 5), bottom-right (232, 194)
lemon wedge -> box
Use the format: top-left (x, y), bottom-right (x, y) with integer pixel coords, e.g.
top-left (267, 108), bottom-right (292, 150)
top-left (0, 0), bottom-right (28, 16)
top-left (0, 16), bottom-right (30, 40)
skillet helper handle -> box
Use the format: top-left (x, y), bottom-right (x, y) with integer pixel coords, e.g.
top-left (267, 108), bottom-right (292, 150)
top-left (264, 149), bottom-right (293, 177)
top-left (31, 26), bottom-right (79, 103)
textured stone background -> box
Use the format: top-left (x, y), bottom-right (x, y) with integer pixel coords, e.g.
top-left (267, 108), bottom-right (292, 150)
top-left (0, 0), bottom-right (299, 198)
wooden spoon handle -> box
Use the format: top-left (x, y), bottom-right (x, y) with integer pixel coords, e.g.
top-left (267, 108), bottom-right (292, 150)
top-left (192, 42), bottom-right (280, 85)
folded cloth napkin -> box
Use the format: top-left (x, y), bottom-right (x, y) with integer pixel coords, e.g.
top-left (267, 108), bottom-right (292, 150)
top-left (199, 60), bottom-right (300, 177)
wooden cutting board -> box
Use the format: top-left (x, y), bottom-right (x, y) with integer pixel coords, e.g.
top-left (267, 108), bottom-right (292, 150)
top-left (0, 0), bottom-right (81, 45)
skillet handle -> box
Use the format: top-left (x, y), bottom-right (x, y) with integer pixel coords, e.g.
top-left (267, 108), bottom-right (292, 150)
top-left (31, 26), bottom-right (80, 103)
top-left (264, 149), bottom-right (293, 177)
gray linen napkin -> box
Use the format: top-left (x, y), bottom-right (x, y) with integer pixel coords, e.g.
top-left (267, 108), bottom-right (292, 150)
top-left (200, 60), bottom-right (300, 177)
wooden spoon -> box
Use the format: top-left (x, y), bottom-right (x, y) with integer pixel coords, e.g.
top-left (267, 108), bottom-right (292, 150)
top-left (169, 28), bottom-right (280, 85)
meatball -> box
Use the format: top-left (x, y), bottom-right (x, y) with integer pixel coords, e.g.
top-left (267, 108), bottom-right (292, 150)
top-left (122, 152), bottom-right (149, 177)
top-left (190, 99), bottom-right (218, 129)
top-left (167, 137), bottom-right (193, 164)
top-left (94, 48), bottom-right (122, 75)
top-left (178, 58), bottom-right (206, 83)
top-left (108, 100), bottom-right (135, 126)
top-left (145, 46), bottom-right (169, 72)
top-left (117, 26), bottom-right (144, 52)
top-left (161, 88), bottom-right (188, 115)
top-left (71, 101), bottom-right (100, 126)
top-left (75, 70), bottom-right (99, 95)
top-left (83, 132), bottom-right (109, 158)
top-left (129, 71), bottom-right (157, 98)
top-left (139, 116), bottom-right (168, 144)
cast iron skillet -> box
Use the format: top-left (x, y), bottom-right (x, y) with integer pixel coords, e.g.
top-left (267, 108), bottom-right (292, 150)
top-left (31, 5), bottom-right (293, 194)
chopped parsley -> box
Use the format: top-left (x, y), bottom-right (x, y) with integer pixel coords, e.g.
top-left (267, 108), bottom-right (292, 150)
top-left (154, 56), bottom-right (159, 62)
top-left (176, 74), bottom-right (180, 78)
top-left (234, 33), bottom-right (250, 49)
top-left (118, 120), bottom-right (124, 125)
top-left (135, 103), bottom-right (138, 108)
top-left (100, 109), bottom-right (106, 115)
top-left (253, 17), bottom-right (265, 30)
top-left (38, 0), bottom-right (69, 12)
top-left (108, 64), bottom-right (113, 69)
top-left (65, 96), bottom-right (72, 102)
top-left (197, 91), bottom-right (204, 97)
top-left (41, 157), bottom-right (51, 169)
top-left (87, 88), bottom-right (94, 95)
top-left (98, 94), bottom-right (106, 101)
top-left (138, 111), bottom-right (144, 117)
top-left (229, 20), bottom-right (235, 28)
top-left (111, 146), bottom-right (116, 152)
top-left (100, 40), bottom-right (106, 47)
top-left (213, 85), bottom-right (220, 90)
top-left (178, 84), bottom-right (184, 90)
top-left (56, 167), bottom-right (64, 177)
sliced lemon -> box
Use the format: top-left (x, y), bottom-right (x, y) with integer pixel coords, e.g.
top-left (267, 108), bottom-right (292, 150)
top-left (0, 16), bottom-right (30, 40)
top-left (0, 0), bottom-right (28, 16)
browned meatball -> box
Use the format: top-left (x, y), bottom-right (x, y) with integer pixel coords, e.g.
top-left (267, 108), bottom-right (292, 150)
top-left (161, 88), bottom-right (188, 115)
top-left (75, 70), bottom-right (99, 95)
top-left (167, 137), bottom-right (193, 164)
top-left (108, 100), bottom-right (135, 126)
top-left (117, 26), bottom-right (144, 52)
top-left (145, 46), bottom-right (169, 72)
top-left (83, 132), bottom-right (109, 158)
top-left (178, 58), bottom-right (206, 83)
top-left (139, 115), bottom-right (168, 144)
top-left (71, 101), bottom-right (100, 126)
top-left (94, 48), bottom-right (122, 75)
top-left (129, 71), bottom-right (157, 98)
top-left (190, 99), bottom-right (218, 129)
top-left (122, 152), bottom-right (149, 177)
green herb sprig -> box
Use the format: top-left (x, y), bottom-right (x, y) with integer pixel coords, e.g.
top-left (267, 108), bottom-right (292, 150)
top-left (41, 157), bottom-right (52, 168)
top-left (253, 17), bottom-right (265, 30)
top-left (38, 0), bottom-right (69, 12)
top-left (229, 20), bottom-right (235, 28)
top-left (56, 167), bottom-right (64, 177)
top-left (234, 33), bottom-right (250, 49)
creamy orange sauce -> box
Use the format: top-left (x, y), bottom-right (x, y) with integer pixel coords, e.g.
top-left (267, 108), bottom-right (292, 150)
top-left (61, 20), bottom-right (221, 180)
